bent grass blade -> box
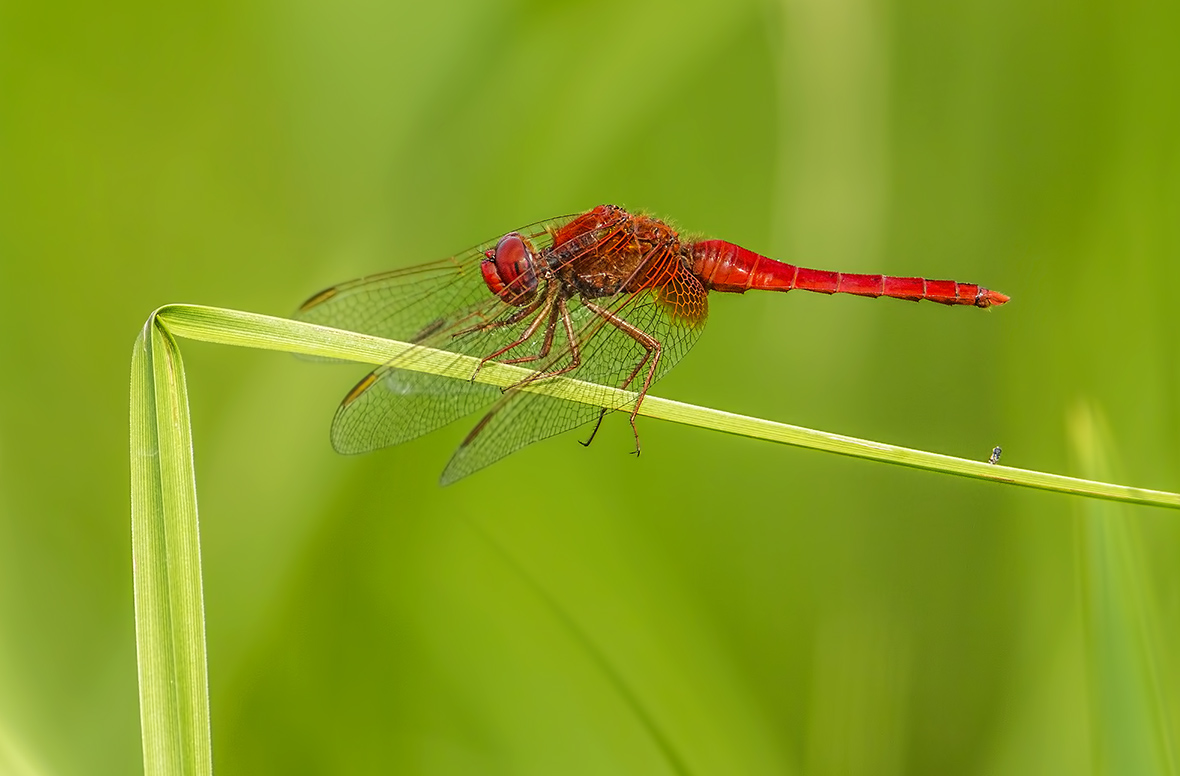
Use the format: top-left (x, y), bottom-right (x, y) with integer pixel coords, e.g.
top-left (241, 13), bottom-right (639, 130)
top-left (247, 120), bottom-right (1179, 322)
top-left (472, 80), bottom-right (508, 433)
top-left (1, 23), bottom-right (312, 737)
top-left (130, 313), bottom-right (212, 776)
top-left (129, 303), bottom-right (1180, 774)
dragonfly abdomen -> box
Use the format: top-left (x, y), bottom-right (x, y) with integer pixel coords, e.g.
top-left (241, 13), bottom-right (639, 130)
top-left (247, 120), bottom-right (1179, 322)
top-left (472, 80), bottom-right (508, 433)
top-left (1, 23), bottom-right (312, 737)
top-left (689, 240), bottom-right (1009, 308)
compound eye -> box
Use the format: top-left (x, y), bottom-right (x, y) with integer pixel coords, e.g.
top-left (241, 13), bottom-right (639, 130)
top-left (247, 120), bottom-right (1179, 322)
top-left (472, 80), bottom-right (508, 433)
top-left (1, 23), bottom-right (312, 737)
top-left (481, 232), bottom-right (538, 306)
top-left (494, 233), bottom-right (531, 274)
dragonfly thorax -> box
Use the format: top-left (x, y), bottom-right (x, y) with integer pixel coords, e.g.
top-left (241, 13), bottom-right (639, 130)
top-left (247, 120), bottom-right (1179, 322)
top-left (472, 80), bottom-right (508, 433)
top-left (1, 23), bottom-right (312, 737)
top-left (549, 207), bottom-right (685, 300)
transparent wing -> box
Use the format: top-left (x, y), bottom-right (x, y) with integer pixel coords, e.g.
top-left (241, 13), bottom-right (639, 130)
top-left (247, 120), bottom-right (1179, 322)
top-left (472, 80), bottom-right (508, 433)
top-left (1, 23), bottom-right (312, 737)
top-left (294, 216), bottom-right (576, 452)
top-left (294, 215), bottom-right (573, 342)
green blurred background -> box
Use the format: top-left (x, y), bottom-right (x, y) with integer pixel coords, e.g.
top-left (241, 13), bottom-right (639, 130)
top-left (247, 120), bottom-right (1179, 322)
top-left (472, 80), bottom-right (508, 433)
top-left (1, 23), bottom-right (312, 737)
top-left (2, 0), bottom-right (1178, 772)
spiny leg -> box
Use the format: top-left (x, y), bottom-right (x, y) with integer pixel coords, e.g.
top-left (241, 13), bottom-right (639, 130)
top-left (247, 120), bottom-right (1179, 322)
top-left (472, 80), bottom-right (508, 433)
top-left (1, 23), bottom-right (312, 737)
top-left (455, 291), bottom-right (547, 340)
top-left (457, 296), bottom-right (583, 453)
top-left (579, 409), bottom-right (608, 448)
top-left (504, 295), bottom-right (583, 389)
top-left (468, 287), bottom-right (558, 381)
top-left (496, 292), bottom-right (562, 368)
top-left (579, 245), bottom-right (682, 449)
top-left (579, 299), bottom-right (662, 456)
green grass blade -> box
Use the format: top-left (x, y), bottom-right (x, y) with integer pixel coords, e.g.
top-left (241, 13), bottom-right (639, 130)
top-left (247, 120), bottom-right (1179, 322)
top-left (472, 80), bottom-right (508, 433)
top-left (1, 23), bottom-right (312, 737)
top-left (128, 304), bottom-right (1180, 774)
top-left (1071, 401), bottom-right (1177, 776)
top-left (130, 314), bottom-right (212, 776)
top-left (155, 303), bottom-right (1180, 510)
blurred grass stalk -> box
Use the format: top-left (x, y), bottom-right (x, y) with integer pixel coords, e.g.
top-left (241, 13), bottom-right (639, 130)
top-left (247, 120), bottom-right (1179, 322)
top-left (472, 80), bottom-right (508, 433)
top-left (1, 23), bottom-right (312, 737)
top-left (1070, 402), bottom-right (1178, 775)
top-left (128, 305), bottom-right (1180, 774)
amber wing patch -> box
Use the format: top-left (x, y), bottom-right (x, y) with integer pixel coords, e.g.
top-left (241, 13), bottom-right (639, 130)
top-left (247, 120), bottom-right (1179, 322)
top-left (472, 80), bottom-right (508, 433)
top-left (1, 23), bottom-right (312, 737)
top-left (654, 263), bottom-right (709, 327)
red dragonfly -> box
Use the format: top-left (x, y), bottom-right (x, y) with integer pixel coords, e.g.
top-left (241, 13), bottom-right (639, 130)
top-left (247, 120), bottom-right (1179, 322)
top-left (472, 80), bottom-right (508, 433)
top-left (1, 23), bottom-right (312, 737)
top-left (296, 204), bottom-right (1008, 484)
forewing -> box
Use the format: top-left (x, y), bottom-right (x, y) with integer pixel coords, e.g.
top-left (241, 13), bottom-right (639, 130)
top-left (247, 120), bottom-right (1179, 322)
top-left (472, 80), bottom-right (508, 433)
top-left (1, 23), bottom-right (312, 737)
top-left (329, 368), bottom-right (500, 454)
top-left (296, 215), bottom-right (577, 453)
top-left (294, 215), bottom-right (571, 341)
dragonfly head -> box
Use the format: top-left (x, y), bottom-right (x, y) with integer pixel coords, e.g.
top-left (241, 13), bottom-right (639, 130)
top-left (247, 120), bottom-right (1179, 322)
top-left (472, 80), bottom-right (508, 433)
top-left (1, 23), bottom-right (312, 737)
top-left (482, 232), bottom-right (540, 306)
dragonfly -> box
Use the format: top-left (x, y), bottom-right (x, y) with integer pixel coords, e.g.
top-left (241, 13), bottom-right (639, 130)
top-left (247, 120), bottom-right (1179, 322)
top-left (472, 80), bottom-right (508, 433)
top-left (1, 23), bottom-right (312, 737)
top-left (296, 204), bottom-right (1009, 484)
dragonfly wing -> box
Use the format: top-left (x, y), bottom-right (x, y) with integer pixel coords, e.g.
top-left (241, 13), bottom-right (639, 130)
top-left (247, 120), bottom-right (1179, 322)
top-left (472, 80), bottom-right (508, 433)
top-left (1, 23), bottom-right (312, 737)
top-left (298, 215), bottom-right (579, 452)
top-left (330, 364), bottom-right (501, 454)
top-left (326, 300), bottom-right (584, 454)
top-left (293, 216), bottom-right (574, 341)
top-left (439, 392), bottom-right (601, 485)
top-left (439, 263), bottom-right (709, 484)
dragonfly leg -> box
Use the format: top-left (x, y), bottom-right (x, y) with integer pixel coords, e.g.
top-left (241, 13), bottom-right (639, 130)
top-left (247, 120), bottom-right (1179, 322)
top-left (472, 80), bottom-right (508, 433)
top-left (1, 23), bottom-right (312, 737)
top-left (495, 295), bottom-right (561, 369)
top-left (454, 292), bottom-right (546, 340)
top-left (471, 293), bottom-right (584, 395)
top-left (579, 299), bottom-right (662, 456)
top-left (458, 297), bottom-right (583, 454)
top-left (503, 295), bottom-right (583, 388)
top-left (579, 409), bottom-right (608, 447)
top-left (467, 288), bottom-right (557, 381)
